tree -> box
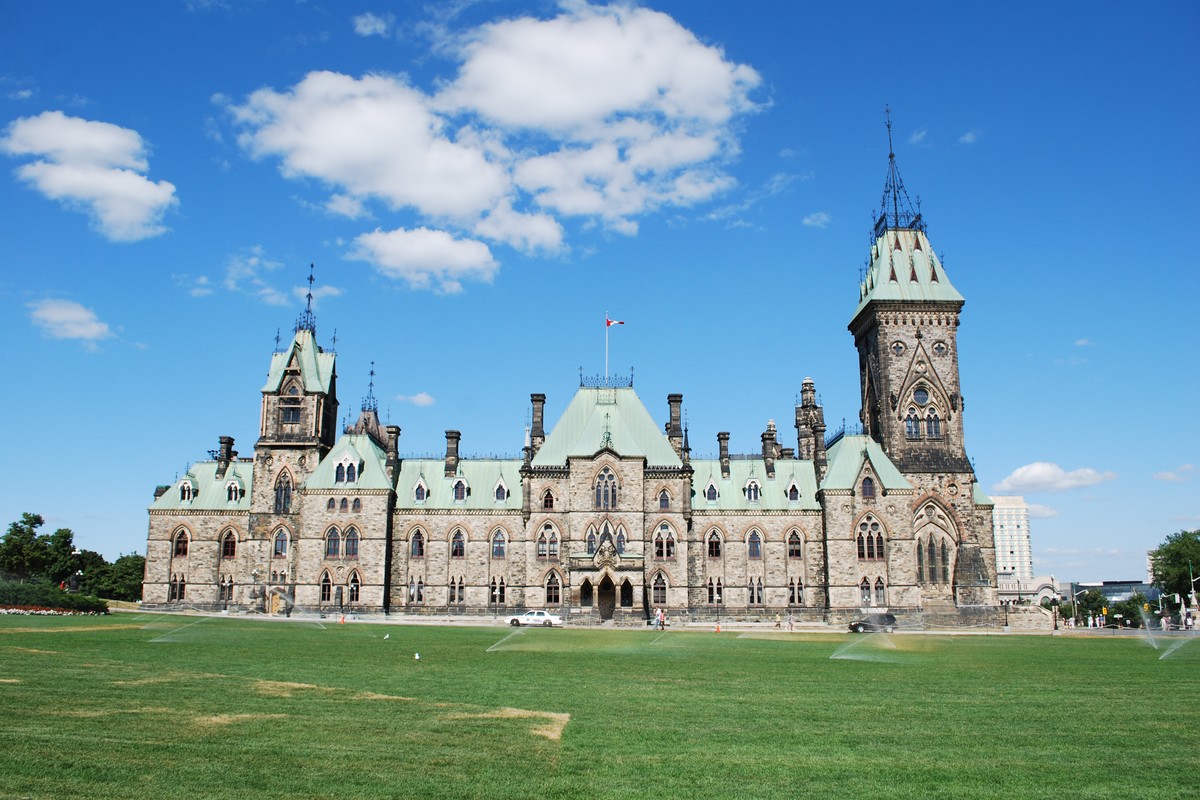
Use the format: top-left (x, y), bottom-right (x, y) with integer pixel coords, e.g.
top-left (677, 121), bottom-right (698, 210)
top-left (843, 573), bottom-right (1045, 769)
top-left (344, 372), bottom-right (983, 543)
top-left (1150, 530), bottom-right (1200, 602)
top-left (99, 554), bottom-right (146, 602)
top-left (1112, 592), bottom-right (1150, 628)
top-left (0, 513), bottom-right (51, 582)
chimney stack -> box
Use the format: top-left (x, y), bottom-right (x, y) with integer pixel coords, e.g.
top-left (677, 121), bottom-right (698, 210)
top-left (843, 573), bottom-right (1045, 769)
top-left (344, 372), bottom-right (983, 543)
top-left (215, 435), bottom-right (234, 479)
top-left (444, 430), bottom-right (461, 477)
top-left (530, 394), bottom-right (546, 454)
top-left (667, 393), bottom-right (683, 456)
top-left (761, 420), bottom-right (777, 478)
top-left (385, 425), bottom-right (401, 481)
top-left (718, 432), bottom-right (730, 479)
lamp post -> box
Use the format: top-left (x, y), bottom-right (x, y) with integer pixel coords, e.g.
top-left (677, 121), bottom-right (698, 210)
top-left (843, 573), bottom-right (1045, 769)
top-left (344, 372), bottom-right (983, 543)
top-left (1071, 587), bottom-right (1090, 627)
top-left (1051, 597), bottom-right (1060, 631)
top-left (715, 592), bottom-right (722, 629)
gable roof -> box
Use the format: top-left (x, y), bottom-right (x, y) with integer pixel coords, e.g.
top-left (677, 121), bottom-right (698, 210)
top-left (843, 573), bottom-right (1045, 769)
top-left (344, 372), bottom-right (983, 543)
top-left (532, 387), bottom-right (682, 468)
top-left (394, 459), bottom-right (523, 511)
top-left (150, 460), bottom-right (254, 512)
top-left (821, 435), bottom-right (912, 493)
top-left (852, 228), bottom-right (963, 321)
top-left (691, 458), bottom-right (821, 511)
top-left (262, 328), bottom-right (335, 394)
top-left (305, 433), bottom-right (392, 490)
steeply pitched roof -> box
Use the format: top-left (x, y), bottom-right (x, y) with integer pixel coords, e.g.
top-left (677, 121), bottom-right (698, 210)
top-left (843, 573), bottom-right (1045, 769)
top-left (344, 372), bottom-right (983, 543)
top-left (394, 459), bottom-right (523, 510)
top-left (821, 435), bottom-right (911, 492)
top-left (150, 460), bottom-right (254, 512)
top-left (305, 434), bottom-right (392, 490)
top-left (262, 328), bottom-right (335, 394)
top-left (532, 387), bottom-right (682, 467)
top-left (691, 458), bottom-right (821, 511)
top-left (852, 228), bottom-right (963, 321)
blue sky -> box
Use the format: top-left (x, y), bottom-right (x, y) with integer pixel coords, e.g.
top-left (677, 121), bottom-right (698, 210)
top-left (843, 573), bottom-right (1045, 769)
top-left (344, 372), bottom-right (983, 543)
top-left (2, 1), bottom-right (1196, 584)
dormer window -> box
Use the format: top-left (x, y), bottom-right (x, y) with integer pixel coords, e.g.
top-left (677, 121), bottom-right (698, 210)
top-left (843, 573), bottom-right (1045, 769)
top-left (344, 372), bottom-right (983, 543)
top-left (335, 460), bottom-right (358, 484)
top-left (179, 482), bottom-right (194, 502)
top-left (414, 482), bottom-right (427, 502)
top-left (745, 481), bottom-right (760, 503)
top-left (226, 481), bottom-right (241, 502)
top-left (787, 484), bottom-right (800, 502)
top-left (494, 481), bottom-right (508, 502)
top-left (705, 483), bottom-right (718, 502)
top-left (453, 480), bottom-right (467, 502)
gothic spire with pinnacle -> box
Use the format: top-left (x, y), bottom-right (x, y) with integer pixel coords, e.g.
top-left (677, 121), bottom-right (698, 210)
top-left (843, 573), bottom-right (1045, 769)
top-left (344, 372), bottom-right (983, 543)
top-left (295, 263), bottom-right (317, 334)
top-left (875, 106), bottom-right (925, 237)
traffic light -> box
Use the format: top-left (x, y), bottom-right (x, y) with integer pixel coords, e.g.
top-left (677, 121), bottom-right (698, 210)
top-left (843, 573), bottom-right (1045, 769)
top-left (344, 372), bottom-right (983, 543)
top-left (1144, 603), bottom-right (1150, 611)
top-left (1102, 607), bottom-right (1107, 615)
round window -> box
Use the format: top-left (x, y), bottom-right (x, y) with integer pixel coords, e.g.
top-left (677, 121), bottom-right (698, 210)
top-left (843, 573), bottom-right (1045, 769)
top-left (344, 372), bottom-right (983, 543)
top-left (913, 388), bottom-right (929, 406)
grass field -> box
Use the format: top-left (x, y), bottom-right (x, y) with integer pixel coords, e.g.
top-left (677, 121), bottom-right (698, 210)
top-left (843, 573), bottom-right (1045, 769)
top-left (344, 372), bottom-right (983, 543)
top-left (0, 615), bottom-right (1196, 799)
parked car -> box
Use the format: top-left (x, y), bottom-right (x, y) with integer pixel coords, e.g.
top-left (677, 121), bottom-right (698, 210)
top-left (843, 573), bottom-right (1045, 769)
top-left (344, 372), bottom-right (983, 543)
top-left (506, 609), bottom-right (563, 627)
top-left (848, 613), bottom-right (897, 633)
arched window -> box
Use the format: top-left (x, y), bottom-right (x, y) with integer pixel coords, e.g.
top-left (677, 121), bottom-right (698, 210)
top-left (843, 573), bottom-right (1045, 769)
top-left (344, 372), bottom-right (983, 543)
top-left (339, 498), bottom-right (349, 512)
top-left (542, 490), bottom-right (554, 510)
top-left (346, 463), bottom-right (356, 482)
top-left (348, 572), bottom-right (361, 603)
top-left (491, 531), bottom-right (506, 559)
top-left (595, 468), bottom-right (617, 509)
top-left (352, 498), bottom-right (361, 512)
top-left (274, 472), bottom-right (292, 514)
top-left (410, 531), bottom-right (425, 558)
top-left (415, 484), bottom-right (427, 502)
top-left (905, 410), bottom-right (920, 439)
top-left (581, 579), bottom-right (594, 607)
top-left (940, 540), bottom-right (950, 584)
top-left (226, 482), bottom-right (240, 502)
top-left (746, 481), bottom-right (760, 502)
top-left (788, 531), bottom-right (802, 559)
top-left (655, 530), bottom-right (665, 559)
top-left (652, 573), bottom-right (667, 606)
top-left (545, 525), bottom-right (559, 559)
top-left (926, 536), bottom-right (938, 585)
top-left (221, 531), bottom-right (237, 559)
top-left (169, 576), bottom-right (178, 601)
top-left (862, 477), bottom-right (875, 499)
top-left (453, 481), bottom-right (467, 502)
top-left (927, 410), bottom-right (941, 439)
top-left (747, 531), bottom-right (762, 560)
top-left (538, 532), bottom-right (548, 558)
top-left (173, 530), bottom-right (189, 557)
top-left (705, 483), bottom-right (718, 501)
top-left (320, 572), bottom-right (332, 603)
top-left (325, 529), bottom-right (341, 558)
top-left (327, 498), bottom-right (336, 510)
top-left (587, 531), bottom-right (597, 554)
top-left (661, 524), bottom-right (676, 558)
top-left (495, 484), bottom-right (507, 502)
top-left (615, 531), bottom-right (626, 554)
top-left (177, 575), bottom-right (186, 599)
top-left (179, 482), bottom-right (193, 502)
top-left (789, 577), bottom-right (804, 605)
top-left (788, 484), bottom-right (800, 502)
top-left (916, 540), bottom-right (925, 583)
top-left (874, 578), bottom-right (886, 606)
top-left (860, 577), bottom-right (871, 605)
top-left (659, 490), bottom-right (669, 510)
top-left (273, 530), bottom-right (288, 558)
top-left (451, 530), bottom-right (465, 558)
top-left (708, 531), bottom-right (722, 558)
top-left (336, 464), bottom-right (346, 482)
top-left (344, 528), bottom-right (359, 559)
top-left (546, 573), bottom-right (561, 605)
top-left (490, 577), bottom-right (505, 604)
top-left (858, 519), bottom-right (884, 560)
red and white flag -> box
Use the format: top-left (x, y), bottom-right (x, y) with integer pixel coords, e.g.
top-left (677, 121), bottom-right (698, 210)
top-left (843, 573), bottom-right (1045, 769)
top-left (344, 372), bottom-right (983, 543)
top-left (606, 317), bottom-right (624, 327)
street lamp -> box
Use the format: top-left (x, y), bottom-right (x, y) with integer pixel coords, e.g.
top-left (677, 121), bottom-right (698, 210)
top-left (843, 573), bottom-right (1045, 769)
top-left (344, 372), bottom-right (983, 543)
top-left (1050, 597), bottom-right (1060, 631)
top-left (715, 592), bottom-right (722, 629)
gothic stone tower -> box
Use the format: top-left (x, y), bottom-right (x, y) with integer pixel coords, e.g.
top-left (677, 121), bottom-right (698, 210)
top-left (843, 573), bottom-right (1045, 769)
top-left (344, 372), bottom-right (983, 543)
top-left (847, 119), bottom-right (996, 609)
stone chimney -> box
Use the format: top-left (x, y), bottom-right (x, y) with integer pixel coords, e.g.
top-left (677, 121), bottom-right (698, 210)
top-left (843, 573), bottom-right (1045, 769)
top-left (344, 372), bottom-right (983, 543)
top-left (718, 432), bottom-right (730, 479)
top-left (667, 393), bottom-right (683, 456)
top-left (795, 376), bottom-right (827, 474)
top-left (761, 420), bottom-right (777, 478)
top-left (385, 425), bottom-right (401, 482)
top-left (215, 435), bottom-right (234, 479)
top-left (530, 394), bottom-right (546, 454)
top-left (444, 430), bottom-right (461, 477)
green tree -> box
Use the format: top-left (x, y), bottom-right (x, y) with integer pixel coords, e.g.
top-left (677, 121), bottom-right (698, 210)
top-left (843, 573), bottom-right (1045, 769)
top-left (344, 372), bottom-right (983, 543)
top-left (1112, 591), bottom-right (1149, 628)
top-left (98, 554), bottom-right (146, 602)
top-left (0, 513), bottom-right (51, 582)
top-left (1150, 530), bottom-right (1200, 602)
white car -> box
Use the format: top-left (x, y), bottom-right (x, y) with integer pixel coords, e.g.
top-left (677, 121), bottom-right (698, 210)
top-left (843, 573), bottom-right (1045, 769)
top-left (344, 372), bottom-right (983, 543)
top-left (506, 609), bottom-right (563, 627)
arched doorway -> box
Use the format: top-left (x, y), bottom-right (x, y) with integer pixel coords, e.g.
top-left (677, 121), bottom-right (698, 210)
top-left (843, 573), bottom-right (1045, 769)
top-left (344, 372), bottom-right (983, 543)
top-left (598, 575), bottom-right (616, 620)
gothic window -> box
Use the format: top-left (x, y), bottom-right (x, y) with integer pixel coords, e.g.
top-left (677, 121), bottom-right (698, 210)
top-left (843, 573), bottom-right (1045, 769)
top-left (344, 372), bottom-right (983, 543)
top-left (491, 531), bottom-right (506, 559)
top-left (542, 490), bottom-right (554, 510)
top-left (746, 481), bottom-right (760, 502)
top-left (415, 484), bottom-right (427, 502)
top-left (344, 528), bottom-right (359, 559)
top-left (862, 477), bottom-right (875, 499)
top-left (226, 482), bottom-right (240, 502)
top-left (874, 578), bottom-right (887, 606)
top-left (490, 577), bottom-right (505, 605)
top-left (339, 498), bottom-right (349, 512)
top-left (346, 463), bottom-right (356, 483)
top-left (537, 532), bottom-right (548, 559)
top-left (788, 484), bottom-right (800, 502)
top-left (654, 530), bottom-right (665, 559)
top-left (221, 531), bottom-right (236, 559)
top-left (453, 481), bottom-right (467, 502)
top-left (857, 519), bottom-right (884, 561)
top-left (273, 530), bottom-right (288, 558)
top-left (905, 410), bottom-right (920, 439)
top-left (926, 410), bottom-right (941, 439)
top-left (659, 490), bottom-right (669, 510)
top-left (916, 540), bottom-right (925, 583)
top-left (926, 537), bottom-right (938, 585)
top-left (348, 572), bottom-right (361, 603)
top-left (327, 498), bottom-right (336, 510)
top-left (913, 387), bottom-right (929, 406)
top-left (790, 577), bottom-right (805, 605)
top-left (169, 576), bottom-right (177, 601)
top-left (587, 530), bottom-right (597, 554)
top-left (748, 578), bottom-right (763, 605)
top-left (860, 577), bottom-right (871, 605)
top-left (707, 578), bottom-right (723, 604)
top-left (320, 572), bottom-right (332, 603)
top-left (652, 574), bottom-right (667, 606)
top-left (705, 483), bottom-right (718, 502)
top-left (788, 531), bottom-right (803, 559)
top-left (336, 464), bottom-right (346, 482)
top-left (179, 482), bottom-right (193, 502)
top-left (620, 580), bottom-right (633, 607)
top-left (615, 531), bottom-right (626, 554)
top-left (747, 531), bottom-right (762, 560)
top-left (352, 498), bottom-right (361, 512)
top-left (546, 573), bottom-right (561, 605)
top-left (274, 472), bottom-right (292, 514)
top-left (708, 531), bottom-right (722, 558)
top-left (325, 529), bottom-right (341, 558)
top-left (595, 468), bottom-right (618, 509)
top-left (659, 524), bottom-right (676, 558)
top-left (545, 525), bottom-right (559, 559)
top-left (940, 540), bottom-right (950, 584)
top-left (451, 530), bottom-right (465, 559)
top-left (173, 530), bottom-right (189, 557)
top-left (410, 531), bottom-right (425, 558)
top-left (581, 579), bottom-right (593, 607)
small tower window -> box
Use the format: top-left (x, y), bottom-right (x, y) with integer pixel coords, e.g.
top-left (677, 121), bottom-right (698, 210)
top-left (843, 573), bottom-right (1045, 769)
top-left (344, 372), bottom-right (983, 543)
top-left (659, 490), bottom-right (669, 510)
top-left (862, 477), bottom-right (875, 499)
top-left (274, 472), bottom-right (292, 514)
top-left (542, 490), bottom-right (554, 510)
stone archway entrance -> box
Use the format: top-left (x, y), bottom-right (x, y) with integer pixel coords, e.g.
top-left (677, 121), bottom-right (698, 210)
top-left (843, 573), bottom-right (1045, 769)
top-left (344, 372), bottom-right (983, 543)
top-left (598, 575), bottom-right (616, 620)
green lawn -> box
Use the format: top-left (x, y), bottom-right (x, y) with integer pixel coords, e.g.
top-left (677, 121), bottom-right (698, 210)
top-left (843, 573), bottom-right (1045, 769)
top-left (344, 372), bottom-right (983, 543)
top-left (0, 615), bottom-right (1196, 799)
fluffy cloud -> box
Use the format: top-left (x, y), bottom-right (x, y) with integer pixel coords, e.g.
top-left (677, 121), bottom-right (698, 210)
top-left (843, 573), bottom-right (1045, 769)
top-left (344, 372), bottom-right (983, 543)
top-left (993, 462), bottom-right (1116, 494)
top-left (1, 111), bottom-right (177, 241)
top-left (348, 227), bottom-right (497, 294)
top-left (227, 3), bottom-right (760, 290)
top-left (353, 12), bottom-right (393, 37)
top-left (1027, 503), bottom-right (1059, 519)
top-left (1153, 464), bottom-right (1194, 483)
top-left (397, 391), bottom-right (435, 407)
top-left (908, 126), bottom-right (929, 146)
top-left (28, 299), bottom-right (113, 350)
top-left (958, 131), bottom-right (978, 145)
top-left (802, 211), bottom-right (831, 228)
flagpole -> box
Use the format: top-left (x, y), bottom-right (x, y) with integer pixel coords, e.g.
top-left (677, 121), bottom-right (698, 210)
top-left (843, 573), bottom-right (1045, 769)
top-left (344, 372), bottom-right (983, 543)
top-left (604, 311), bottom-right (609, 378)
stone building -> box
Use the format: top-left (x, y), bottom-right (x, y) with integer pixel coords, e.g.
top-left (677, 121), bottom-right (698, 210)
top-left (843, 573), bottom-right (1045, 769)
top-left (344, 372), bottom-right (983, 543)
top-left (143, 147), bottom-right (999, 624)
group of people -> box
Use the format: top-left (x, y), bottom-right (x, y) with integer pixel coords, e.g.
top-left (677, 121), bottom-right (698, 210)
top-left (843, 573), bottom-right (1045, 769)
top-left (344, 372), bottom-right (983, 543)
top-left (653, 607), bottom-right (668, 630)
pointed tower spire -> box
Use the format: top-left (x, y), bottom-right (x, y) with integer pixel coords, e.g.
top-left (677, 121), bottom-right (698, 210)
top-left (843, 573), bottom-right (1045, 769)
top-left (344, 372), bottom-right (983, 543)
top-left (876, 106), bottom-right (925, 236)
top-left (362, 361), bottom-right (378, 413)
top-left (295, 263), bottom-right (317, 334)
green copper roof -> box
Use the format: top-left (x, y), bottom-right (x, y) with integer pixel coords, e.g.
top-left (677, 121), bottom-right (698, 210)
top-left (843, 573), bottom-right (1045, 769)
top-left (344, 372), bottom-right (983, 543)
top-left (395, 459), bottom-right (523, 510)
top-left (972, 483), bottom-right (992, 506)
top-left (691, 459), bottom-right (821, 511)
top-left (852, 228), bottom-right (963, 321)
top-left (262, 329), bottom-right (335, 394)
top-left (532, 387), bottom-right (682, 468)
top-left (150, 460), bottom-right (254, 511)
top-left (821, 435), bottom-right (912, 492)
top-left (305, 434), bottom-right (392, 490)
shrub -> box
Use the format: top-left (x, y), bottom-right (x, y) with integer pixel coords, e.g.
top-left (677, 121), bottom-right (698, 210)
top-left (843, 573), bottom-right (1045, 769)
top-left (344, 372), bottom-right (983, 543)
top-left (0, 579), bottom-right (108, 614)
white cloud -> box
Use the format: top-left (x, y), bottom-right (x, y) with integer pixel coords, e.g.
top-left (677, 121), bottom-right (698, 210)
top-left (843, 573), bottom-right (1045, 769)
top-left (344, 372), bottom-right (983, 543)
top-left (802, 211), bottom-right (831, 228)
top-left (173, 273), bottom-right (215, 298)
top-left (1, 111), bottom-right (177, 241)
top-left (348, 227), bottom-right (497, 294)
top-left (353, 12), bottom-right (393, 37)
top-left (397, 391), bottom-right (435, 406)
top-left (1075, 338), bottom-right (1094, 347)
top-left (993, 462), bottom-right (1117, 494)
top-left (28, 299), bottom-right (113, 350)
top-left (908, 126), bottom-right (929, 146)
top-left (1028, 503), bottom-right (1059, 519)
top-left (1153, 464), bottom-right (1195, 483)
top-left (226, 3), bottom-right (761, 290)
top-left (958, 130), bottom-right (978, 145)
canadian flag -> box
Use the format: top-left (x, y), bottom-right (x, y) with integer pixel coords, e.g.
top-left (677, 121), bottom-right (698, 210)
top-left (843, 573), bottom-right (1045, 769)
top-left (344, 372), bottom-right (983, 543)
top-left (606, 317), bottom-right (624, 327)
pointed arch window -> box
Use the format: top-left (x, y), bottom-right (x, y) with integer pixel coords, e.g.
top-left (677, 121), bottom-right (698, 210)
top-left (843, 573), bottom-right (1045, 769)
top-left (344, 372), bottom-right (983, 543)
top-left (595, 468), bottom-right (617, 509)
top-left (352, 498), bottom-right (361, 512)
top-left (490, 577), bottom-right (505, 605)
top-left (707, 531), bottom-right (722, 558)
top-left (542, 525), bottom-right (559, 559)
top-left (173, 530), bottom-right (189, 557)
top-left (788, 531), bottom-right (803, 559)
top-left (226, 481), bottom-right (241, 502)
top-left (905, 410), bottom-right (920, 440)
top-left (862, 477), bottom-right (875, 499)
top-left (491, 531), bottom-right (506, 559)
top-left (179, 482), bottom-right (193, 502)
top-left (746, 481), bottom-right (760, 502)
top-left (546, 572), bottom-right (561, 605)
top-left (707, 577), bottom-right (723, 604)
top-left (344, 527), bottom-right (359, 559)
top-left (874, 578), bottom-right (887, 606)
top-left (273, 472), bottom-right (292, 514)
top-left (221, 531), bottom-right (237, 559)
top-left (453, 480), bottom-right (467, 502)
top-left (940, 540), bottom-right (951, 584)
top-left (495, 483), bottom-right (508, 502)
top-left (748, 577), bottom-right (763, 605)
top-left (705, 483), bottom-right (718, 502)
top-left (325, 529), bottom-right (341, 558)
top-left (273, 530), bottom-right (288, 558)
top-left (653, 523), bottom-right (675, 559)
top-left (652, 573), bottom-right (667, 606)
top-left (789, 577), bottom-right (804, 605)
top-left (916, 540), bottom-right (925, 583)
top-left (857, 519), bottom-right (884, 561)
top-left (587, 530), bottom-right (597, 555)
top-left (788, 484), bottom-right (800, 502)
top-left (320, 572), bottom-right (332, 603)
top-left (410, 531), bottom-right (425, 558)
top-left (747, 531), bottom-right (762, 560)
top-left (538, 531), bottom-right (548, 558)
top-left (348, 572), bottom-right (361, 603)
top-left (659, 490), bottom-right (669, 510)
top-left (859, 577), bottom-right (871, 605)
top-left (542, 490), bottom-right (554, 510)
top-left (451, 530), bottom-right (465, 559)
top-left (615, 530), bottom-right (626, 554)
top-left (926, 410), bottom-right (941, 439)
top-left (415, 483), bottom-right (427, 502)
